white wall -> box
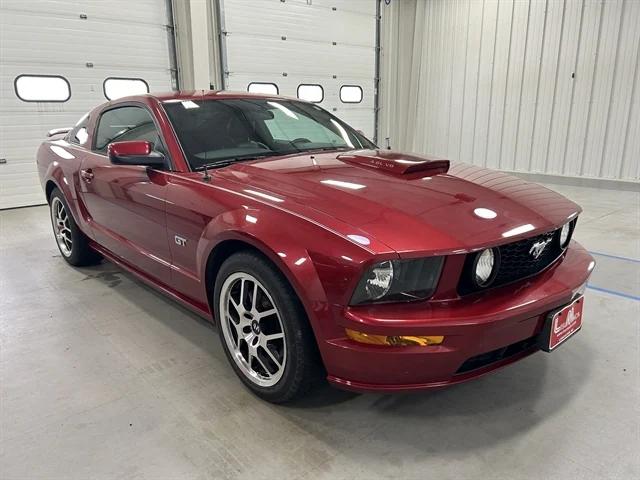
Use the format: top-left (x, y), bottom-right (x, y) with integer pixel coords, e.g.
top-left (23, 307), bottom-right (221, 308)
top-left (221, 0), bottom-right (377, 138)
top-left (0, 0), bottom-right (175, 208)
top-left (174, 0), bottom-right (378, 138)
top-left (171, 0), bottom-right (224, 90)
top-left (379, 0), bottom-right (640, 182)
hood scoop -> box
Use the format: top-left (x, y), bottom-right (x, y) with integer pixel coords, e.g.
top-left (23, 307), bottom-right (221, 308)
top-left (337, 150), bottom-right (450, 178)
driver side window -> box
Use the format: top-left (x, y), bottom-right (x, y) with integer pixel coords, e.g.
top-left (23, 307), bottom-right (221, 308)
top-left (94, 106), bottom-right (162, 153)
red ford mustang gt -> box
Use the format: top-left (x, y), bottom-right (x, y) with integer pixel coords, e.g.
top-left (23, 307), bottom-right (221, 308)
top-left (37, 91), bottom-right (594, 403)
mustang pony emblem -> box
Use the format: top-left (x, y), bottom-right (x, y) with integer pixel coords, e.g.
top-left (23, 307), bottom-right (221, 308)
top-left (529, 238), bottom-right (552, 259)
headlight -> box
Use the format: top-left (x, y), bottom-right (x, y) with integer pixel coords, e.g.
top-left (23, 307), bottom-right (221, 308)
top-left (559, 222), bottom-right (571, 248)
top-left (363, 260), bottom-right (394, 300)
top-left (473, 248), bottom-right (498, 287)
top-left (350, 257), bottom-right (443, 305)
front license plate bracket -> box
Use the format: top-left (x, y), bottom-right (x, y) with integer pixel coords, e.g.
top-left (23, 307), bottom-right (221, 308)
top-left (538, 295), bottom-right (584, 352)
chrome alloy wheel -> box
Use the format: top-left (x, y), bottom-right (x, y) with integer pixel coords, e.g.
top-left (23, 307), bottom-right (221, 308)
top-left (219, 272), bottom-right (287, 387)
top-left (51, 197), bottom-right (72, 257)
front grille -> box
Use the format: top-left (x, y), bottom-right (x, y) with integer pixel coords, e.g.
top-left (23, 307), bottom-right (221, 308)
top-left (455, 336), bottom-right (539, 374)
top-left (458, 227), bottom-right (567, 295)
top-left (495, 229), bottom-right (562, 284)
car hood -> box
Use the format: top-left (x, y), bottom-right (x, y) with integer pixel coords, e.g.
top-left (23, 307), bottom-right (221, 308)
top-left (217, 149), bottom-right (581, 255)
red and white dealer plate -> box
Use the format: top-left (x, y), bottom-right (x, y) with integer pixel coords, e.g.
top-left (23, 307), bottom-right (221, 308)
top-left (541, 296), bottom-right (584, 352)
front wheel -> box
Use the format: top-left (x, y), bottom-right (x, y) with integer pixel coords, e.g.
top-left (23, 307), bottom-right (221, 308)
top-left (214, 252), bottom-right (321, 403)
top-left (49, 188), bottom-right (102, 266)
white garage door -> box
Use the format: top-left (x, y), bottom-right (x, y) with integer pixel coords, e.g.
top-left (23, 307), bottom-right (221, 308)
top-left (0, 0), bottom-right (175, 209)
top-left (221, 0), bottom-right (377, 138)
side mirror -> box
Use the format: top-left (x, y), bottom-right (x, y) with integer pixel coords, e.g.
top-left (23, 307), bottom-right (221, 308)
top-left (108, 141), bottom-right (166, 168)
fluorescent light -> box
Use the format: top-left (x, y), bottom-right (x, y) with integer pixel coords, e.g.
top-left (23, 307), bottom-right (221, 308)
top-left (267, 101), bottom-right (298, 119)
top-left (502, 224), bottom-right (535, 238)
top-left (395, 159), bottom-right (423, 165)
top-left (245, 214), bottom-right (257, 224)
top-left (474, 208), bottom-right (497, 219)
top-left (320, 179), bottom-right (366, 190)
top-left (50, 145), bottom-right (74, 159)
top-left (347, 234), bottom-right (370, 246)
top-left (330, 119), bottom-right (354, 148)
top-left (181, 100), bottom-right (200, 109)
top-left (244, 189), bottom-right (284, 203)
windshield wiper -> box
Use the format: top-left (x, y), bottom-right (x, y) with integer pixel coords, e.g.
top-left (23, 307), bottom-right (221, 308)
top-left (298, 146), bottom-right (353, 154)
top-left (196, 151), bottom-right (282, 171)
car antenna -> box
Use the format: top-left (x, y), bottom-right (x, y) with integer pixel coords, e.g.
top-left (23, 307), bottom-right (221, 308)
top-left (200, 90), bottom-right (211, 183)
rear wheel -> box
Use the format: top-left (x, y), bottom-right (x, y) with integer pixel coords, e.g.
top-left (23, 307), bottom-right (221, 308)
top-left (49, 188), bottom-right (101, 266)
top-left (214, 251), bottom-right (321, 403)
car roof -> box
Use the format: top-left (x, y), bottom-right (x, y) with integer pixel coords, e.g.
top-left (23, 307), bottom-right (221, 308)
top-left (91, 90), bottom-right (310, 123)
top-left (120, 90), bottom-right (299, 103)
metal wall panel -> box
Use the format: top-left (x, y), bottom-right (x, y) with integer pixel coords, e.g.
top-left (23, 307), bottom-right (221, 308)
top-left (379, 0), bottom-right (640, 181)
top-left (221, 0), bottom-right (377, 138)
top-left (0, 0), bottom-right (174, 209)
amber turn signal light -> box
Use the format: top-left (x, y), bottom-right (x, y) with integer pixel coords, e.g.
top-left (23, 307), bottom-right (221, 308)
top-left (345, 329), bottom-right (444, 347)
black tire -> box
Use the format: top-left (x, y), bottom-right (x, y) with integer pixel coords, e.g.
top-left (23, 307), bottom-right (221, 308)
top-left (49, 188), bottom-right (102, 266)
top-left (214, 251), bottom-right (322, 403)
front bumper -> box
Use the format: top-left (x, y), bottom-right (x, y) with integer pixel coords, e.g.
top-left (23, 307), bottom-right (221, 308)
top-left (323, 241), bottom-right (594, 393)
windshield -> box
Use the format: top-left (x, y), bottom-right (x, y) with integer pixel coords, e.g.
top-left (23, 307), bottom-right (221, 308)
top-left (162, 98), bottom-right (376, 170)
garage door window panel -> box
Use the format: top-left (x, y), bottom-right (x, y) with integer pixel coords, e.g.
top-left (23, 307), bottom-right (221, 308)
top-left (248, 82), bottom-right (279, 95)
top-left (14, 75), bottom-right (71, 102)
top-left (340, 85), bottom-right (363, 104)
top-left (94, 106), bottom-right (163, 153)
top-left (103, 78), bottom-right (149, 101)
top-left (297, 84), bottom-right (324, 103)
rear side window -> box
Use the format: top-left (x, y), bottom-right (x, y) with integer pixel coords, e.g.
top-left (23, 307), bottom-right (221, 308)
top-left (67, 113), bottom-right (90, 145)
top-left (14, 75), bottom-right (70, 102)
top-left (94, 106), bottom-right (160, 152)
top-left (248, 82), bottom-right (278, 95)
top-left (103, 78), bottom-right (149, 101)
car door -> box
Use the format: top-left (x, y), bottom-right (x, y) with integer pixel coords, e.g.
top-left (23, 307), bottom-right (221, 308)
top-left (78, 104), bottom-right (172, 283)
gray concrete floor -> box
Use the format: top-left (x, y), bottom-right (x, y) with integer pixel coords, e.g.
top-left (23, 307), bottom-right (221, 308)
top-left (1, 182), bottom-right (638, 480)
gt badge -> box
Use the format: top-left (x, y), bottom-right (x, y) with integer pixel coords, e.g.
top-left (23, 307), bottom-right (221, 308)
top-left (175, 235), bottom-right (187, 247)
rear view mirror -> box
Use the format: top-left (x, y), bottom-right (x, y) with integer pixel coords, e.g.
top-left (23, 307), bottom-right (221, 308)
top-left (108, 141), bottom-right (166, 168)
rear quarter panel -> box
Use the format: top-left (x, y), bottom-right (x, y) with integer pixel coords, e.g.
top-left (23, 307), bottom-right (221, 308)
top-left (37, 138), bottom-right (88, 228)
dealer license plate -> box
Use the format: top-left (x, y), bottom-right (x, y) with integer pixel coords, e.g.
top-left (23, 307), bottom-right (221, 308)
top-left (540, 295), bottom-right (584, 352)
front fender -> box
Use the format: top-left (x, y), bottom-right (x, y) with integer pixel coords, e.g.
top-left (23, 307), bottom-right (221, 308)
top-left (197, 206), bottom-right (375, 342)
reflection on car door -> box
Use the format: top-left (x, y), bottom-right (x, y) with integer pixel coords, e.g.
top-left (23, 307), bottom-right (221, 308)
top-left (78, 105), bottom-right (172, 283)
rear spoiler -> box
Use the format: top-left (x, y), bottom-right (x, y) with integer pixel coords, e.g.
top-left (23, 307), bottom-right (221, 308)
top-left (47, 127), bottom-right (71, 137)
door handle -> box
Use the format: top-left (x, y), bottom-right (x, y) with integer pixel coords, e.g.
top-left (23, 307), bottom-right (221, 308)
top-left (80, 169), bottom-right (94, 182)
